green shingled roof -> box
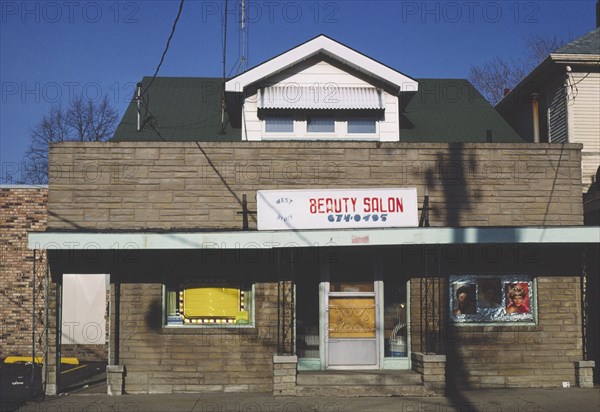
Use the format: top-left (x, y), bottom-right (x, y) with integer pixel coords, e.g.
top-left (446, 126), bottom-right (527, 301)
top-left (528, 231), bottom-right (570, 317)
top-left (400, 79), bottom-right (522, 142)
top-left (112, 77), bottom-right (523, 143)
top-left (555, 28), bottom-right (600, 55)
top-left (112, 77), bottom-right (239, 142)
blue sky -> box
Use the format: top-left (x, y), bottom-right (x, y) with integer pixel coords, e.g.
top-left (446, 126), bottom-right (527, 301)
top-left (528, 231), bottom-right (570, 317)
top-left (0, 0), bottom-right (596, 182)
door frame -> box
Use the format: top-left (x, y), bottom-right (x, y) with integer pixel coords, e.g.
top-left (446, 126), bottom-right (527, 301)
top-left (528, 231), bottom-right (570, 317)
top-left (320, 258), bottom-right (382, 370)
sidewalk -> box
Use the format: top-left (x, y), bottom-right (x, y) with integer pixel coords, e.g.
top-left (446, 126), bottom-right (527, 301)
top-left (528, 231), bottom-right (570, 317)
top-left (9, 387), bottom-right (600, 412)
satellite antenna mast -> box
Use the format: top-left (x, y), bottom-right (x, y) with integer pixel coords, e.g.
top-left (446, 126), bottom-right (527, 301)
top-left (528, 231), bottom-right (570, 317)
top-left (220, 0), bottom-right (229, 134)
top-left (239, 0), bottom-right (247, 73)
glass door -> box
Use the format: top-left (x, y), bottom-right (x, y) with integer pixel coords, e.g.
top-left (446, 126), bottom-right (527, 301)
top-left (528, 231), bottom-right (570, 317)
top-left (324, 254), bottom-right (380, 369)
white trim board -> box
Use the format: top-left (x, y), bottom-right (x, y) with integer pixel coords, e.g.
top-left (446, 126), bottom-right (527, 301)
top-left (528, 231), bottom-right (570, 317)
top-left (225, 35), bottom-right (418, 94)
top-left (29, 226), bottom-right (600, 250)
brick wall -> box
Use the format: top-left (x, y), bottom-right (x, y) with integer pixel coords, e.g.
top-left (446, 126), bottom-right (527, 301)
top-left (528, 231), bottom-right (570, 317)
top-left (0, 187), bottom-right (47, 359)
top-left (47, 142), bottom-right (583, 230)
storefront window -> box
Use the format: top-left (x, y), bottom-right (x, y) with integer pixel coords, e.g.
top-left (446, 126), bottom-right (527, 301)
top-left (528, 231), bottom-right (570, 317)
top-left (165, 283), bottom-right (253, 326)
top-left (384, 281), bottom-right (407, 357)
top-left (450, 275), bottom-right (535, 323)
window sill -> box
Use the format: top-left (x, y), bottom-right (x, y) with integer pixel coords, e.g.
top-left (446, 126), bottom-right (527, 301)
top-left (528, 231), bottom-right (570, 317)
top-left (161, 324), bottom-right (257, 334)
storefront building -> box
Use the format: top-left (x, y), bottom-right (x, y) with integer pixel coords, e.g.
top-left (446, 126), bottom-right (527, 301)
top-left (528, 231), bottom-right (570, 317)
top-left (29, 36), bottom-right (597, 396)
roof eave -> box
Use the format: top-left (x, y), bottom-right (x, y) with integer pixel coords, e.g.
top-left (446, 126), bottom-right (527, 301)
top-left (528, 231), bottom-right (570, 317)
top-left (496, 56), bottom-right (554, 108)
top-left (225, 35), bottom-right (418, 95)
top-left (549, 53), bottom-right (600, 63)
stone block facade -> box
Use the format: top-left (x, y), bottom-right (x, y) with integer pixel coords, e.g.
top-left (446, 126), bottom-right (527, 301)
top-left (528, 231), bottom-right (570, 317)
top-left (112, 282), bottom-right (279, 394)
top-left (273, 355), bottom-right (298, 396)
top-left (46, 142), bottom-right (583, 231)
top-left (410, 277), bottom-right (586, 389)
top-left (40, 142), bottom-right (589, 392)
top-left (576, 360), bottom-right (595, 388)
top-left (411, 352), bottom-right (446, 393)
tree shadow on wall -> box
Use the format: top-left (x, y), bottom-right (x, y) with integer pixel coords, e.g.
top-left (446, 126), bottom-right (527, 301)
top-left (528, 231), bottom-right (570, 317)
top-left (425, 143), bottom-right (481, 405)
top-left (145, 299), bottom-right (163, 333)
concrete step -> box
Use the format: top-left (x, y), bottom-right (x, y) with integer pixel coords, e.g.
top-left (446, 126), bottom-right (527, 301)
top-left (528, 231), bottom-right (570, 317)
top-left (295, 384), bottom-right (436, 397)
top-left (296, 370), bottom-right (422, 386)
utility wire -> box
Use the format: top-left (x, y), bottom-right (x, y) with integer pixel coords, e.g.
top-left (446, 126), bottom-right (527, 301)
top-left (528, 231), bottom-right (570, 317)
top-left (143, 0), bottom-right (185, 98)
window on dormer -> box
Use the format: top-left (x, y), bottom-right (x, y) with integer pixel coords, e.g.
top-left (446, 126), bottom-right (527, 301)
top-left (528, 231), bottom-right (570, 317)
top-left (348, 115), bottom-right (377, 134)
top-left (265, 114), bottom-right (294, 133)
top-left (307, 113), bottom-right (335, 133)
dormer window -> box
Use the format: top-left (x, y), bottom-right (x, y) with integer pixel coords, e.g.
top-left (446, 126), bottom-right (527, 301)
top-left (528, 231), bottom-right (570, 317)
top-left (348, 114), bottom-right (377, 134)
top-left (307, 113), bottom-right (335, 133)
top-left (264, 113), bottom-right (294, 133)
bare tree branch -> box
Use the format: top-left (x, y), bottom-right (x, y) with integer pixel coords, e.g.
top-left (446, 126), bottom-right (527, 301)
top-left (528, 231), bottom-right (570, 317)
top-left (20, 94), bottom-right (118, 184)
top-left (469, 34), bottom-right (569, 106)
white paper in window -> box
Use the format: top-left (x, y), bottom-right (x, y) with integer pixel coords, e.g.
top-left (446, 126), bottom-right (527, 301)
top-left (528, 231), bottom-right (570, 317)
top-left (61, 274), bottom-right (108, 344)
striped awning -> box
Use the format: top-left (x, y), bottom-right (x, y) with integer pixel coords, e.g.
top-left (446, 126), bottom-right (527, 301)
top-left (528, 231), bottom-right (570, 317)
top-left (258, 86), bottom-right (383, 110)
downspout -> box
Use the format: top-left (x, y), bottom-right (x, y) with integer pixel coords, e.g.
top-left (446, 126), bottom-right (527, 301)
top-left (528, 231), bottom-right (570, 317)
top-left (531, 93), bottom-right (540, 143)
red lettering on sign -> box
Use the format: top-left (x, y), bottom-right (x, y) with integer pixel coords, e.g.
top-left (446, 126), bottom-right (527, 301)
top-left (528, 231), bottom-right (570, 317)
top-left (363, 197), bottom-right (404, 213)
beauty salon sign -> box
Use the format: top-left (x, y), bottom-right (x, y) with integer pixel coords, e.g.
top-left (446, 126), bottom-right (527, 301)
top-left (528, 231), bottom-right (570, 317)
top-left (257, 188), bottom-right (418, 230)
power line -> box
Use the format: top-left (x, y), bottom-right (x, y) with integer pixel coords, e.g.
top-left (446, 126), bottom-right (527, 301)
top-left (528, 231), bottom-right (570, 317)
top-left (143, 0), bottom-right (185, 98)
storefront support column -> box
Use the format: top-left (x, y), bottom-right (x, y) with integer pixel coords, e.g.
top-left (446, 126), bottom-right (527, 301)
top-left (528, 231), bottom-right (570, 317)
top-left (107, 280), bottom-right (124, 395)
top-left (411, 352), bottom-right (446, 393)
top-left (45, 277), bottom-right (61, 396)
top-left (273, 355), bottom-right (297, 396)
top-left (575, 361), bottom-right (595, 388)
top-left (107, 365), bottom-right (125, 395)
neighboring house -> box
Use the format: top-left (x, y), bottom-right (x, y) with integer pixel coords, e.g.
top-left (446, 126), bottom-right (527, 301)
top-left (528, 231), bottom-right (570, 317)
top-left (496, 28), bottom-right (600, 197)
top-left (29, 35), bottom-right (597, 397)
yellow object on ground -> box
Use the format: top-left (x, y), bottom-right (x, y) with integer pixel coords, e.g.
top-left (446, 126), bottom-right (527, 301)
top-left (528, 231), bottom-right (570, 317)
top-left (3, 356), bottom-right (79, 365)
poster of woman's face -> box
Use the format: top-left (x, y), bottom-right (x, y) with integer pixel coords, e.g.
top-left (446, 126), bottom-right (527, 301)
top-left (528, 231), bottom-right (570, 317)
top-left (452, 283), bottom-right (476, 315)
top-left (505, 282), bottom-right (530, 314)
top-left (477, 279), bottom-right (502, 308)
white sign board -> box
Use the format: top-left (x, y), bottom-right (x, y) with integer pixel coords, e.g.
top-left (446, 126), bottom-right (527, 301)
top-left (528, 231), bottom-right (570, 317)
top-left (61, 274), bottom-right (108, 345)
top-left (257, 188), bottom-right (418, 230)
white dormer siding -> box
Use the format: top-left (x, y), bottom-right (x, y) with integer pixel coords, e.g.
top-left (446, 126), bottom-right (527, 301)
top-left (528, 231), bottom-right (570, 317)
top-left (241, 59), bottom-right (400, 141)
top-left (226, 35), bottom-right (417, 143)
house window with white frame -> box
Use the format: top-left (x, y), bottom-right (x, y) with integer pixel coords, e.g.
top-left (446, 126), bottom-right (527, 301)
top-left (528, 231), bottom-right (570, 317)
top-left (348, 114), bottom-right (377, 134)
top-left (264, 113), bottom-right (294, 133)
top-left (307, 112), bottom-right (335, 133)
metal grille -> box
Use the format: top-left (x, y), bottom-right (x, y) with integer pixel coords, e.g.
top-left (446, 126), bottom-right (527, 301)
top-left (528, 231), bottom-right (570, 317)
top-left (276, 249), bottom-right (296, 355)
top-left (31, 250), bottom-right (48, 397)
top-left (420, 246), bottom-right (443, 354)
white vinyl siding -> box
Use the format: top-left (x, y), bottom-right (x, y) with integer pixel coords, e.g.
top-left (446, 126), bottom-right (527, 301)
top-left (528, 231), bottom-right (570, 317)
top-left (569, 72), bottom-right (600, 190)
top-left (242, 58), bottom-right (399, 141)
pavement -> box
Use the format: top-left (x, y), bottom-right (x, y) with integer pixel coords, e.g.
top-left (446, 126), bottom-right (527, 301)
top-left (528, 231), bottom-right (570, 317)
top-left (6, 387), bottom-right (600, 412)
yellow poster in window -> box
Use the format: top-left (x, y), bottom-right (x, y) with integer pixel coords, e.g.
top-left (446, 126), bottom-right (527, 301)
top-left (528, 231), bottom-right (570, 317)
top-left (183, 287), bottom-right (239, 318)
top-left (328, 297), bottom-right (376, 338)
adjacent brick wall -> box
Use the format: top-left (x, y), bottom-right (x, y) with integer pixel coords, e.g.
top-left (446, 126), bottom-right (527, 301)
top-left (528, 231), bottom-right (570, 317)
top-left (0, 186), bottom-right (47, 359)
top-left (47, 142), bottom-right (583, 230)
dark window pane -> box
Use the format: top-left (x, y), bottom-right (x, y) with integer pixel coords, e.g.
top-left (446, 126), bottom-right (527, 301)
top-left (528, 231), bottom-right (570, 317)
top-left (308, 115), bottom-right (334, 133)
top-left (265, 115), bottom-right (293, 132)
top-left (348, 116), bottom-right (376, 133)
